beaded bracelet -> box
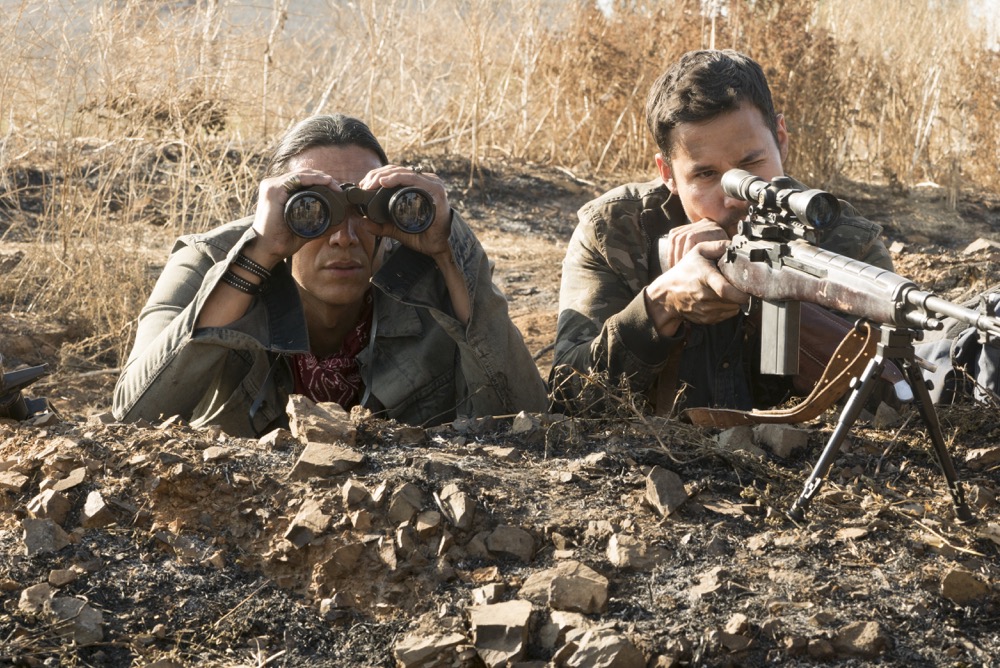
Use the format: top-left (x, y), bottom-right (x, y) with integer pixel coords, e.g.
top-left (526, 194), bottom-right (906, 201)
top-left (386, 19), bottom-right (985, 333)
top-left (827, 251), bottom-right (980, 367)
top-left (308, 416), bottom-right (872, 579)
top-left (220, 270), bottom-right (260, 295)
top-left (232, 253), bottom-right (272, 280)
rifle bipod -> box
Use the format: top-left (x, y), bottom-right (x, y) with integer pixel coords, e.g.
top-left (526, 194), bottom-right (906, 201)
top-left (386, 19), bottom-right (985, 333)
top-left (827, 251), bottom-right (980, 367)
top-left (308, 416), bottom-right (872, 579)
top-left (788, 324), bottom-right (975, 524)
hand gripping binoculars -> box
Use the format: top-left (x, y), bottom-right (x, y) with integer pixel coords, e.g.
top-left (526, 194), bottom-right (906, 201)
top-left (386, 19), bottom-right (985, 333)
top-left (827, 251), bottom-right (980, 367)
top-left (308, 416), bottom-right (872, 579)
top-left (284, 183), bottom-right (436, 238)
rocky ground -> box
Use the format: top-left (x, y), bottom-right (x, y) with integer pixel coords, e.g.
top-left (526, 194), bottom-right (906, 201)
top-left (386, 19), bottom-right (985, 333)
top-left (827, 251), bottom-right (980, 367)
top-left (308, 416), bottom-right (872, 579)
top-left (2, 161), bottom-right (1000, 667)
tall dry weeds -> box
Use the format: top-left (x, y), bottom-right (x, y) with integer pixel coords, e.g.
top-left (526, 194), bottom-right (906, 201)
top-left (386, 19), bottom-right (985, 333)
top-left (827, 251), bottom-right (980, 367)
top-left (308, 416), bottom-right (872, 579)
top-left (0, 0), bottom-right (996, 371)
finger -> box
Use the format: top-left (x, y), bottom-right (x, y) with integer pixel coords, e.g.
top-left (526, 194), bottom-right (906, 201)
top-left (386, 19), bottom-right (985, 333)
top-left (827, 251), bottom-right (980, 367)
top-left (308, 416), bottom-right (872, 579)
top-left (693, 239), bottom-right (731, 260)
top-left (705, 271), bottom-right (751, 305)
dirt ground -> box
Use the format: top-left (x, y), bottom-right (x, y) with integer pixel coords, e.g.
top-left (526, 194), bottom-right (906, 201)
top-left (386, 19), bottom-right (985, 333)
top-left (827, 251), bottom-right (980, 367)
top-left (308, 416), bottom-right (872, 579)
top-left (2, 160), bottom-right (1000, 667)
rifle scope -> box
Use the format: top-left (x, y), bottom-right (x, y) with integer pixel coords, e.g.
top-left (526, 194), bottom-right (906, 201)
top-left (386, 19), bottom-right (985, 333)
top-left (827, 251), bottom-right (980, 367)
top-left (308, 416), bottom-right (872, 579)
top-left (722, 169), bottom-right (841, 228)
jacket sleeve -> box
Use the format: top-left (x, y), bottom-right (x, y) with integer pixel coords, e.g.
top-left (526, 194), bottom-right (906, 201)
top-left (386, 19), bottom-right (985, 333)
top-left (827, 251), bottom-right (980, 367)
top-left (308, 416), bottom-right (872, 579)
top-left (112, 224), bottom-right (306, 432)
top-left (372, 211), bottom-right (548, 416)
top-left (549, 208), bottom-right (680, 409)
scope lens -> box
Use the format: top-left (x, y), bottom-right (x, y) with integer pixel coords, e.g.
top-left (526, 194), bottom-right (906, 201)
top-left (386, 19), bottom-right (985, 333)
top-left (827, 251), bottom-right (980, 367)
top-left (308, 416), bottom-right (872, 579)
top-left (800, 191), bottom-right (840, 227)
top-left (389, 187), bottom-right (435, 234)
top-left (285, 192), bottom-right (330, 238)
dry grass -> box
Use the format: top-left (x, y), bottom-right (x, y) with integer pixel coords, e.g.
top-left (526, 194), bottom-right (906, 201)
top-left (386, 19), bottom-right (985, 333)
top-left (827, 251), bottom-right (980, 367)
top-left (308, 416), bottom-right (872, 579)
top-left (0, 0), bottom-right (997, 369)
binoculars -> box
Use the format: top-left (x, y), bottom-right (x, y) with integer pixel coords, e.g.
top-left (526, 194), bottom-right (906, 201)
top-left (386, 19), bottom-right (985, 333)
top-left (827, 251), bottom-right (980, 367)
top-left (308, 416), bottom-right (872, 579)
top-left (284, 183), bottom-right (436, 239)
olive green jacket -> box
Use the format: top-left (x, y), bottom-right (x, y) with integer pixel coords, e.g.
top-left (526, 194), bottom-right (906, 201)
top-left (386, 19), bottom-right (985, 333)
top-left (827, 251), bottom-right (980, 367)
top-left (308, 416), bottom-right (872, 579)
top-left (551, 178), bottom-right (894, 412)
top-left (113, 213), bottom-right (547, 437)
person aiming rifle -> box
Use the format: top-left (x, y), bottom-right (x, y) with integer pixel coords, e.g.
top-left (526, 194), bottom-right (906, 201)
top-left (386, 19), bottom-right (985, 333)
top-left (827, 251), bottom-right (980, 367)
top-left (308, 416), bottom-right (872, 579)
top-left (551, 49), bottom-right (895, 415)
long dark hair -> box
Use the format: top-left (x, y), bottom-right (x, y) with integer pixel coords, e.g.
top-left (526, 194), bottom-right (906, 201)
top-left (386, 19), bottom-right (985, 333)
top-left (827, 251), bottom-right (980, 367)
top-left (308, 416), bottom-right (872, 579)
top-left (265, 114), bottom-right (389, 176)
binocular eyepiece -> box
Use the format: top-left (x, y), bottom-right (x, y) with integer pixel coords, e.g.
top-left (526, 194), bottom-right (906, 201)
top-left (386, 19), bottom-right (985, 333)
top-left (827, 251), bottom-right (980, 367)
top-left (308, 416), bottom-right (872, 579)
top-left (284, 183), bottom-right (436, 239)
top-left (721, 169), bottom-right (840, 228)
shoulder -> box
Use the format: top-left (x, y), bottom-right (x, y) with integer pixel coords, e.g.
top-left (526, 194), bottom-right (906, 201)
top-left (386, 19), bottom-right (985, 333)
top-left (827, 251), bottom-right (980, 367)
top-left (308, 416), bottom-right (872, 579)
top-left (566, 179), bottom-right (671, 288)
top-left (578, 179), bottom-right (670, 229)
top-left (172, 217), bottom-right (255, 261)
top-left (575, 179), bottom-right (669, 249)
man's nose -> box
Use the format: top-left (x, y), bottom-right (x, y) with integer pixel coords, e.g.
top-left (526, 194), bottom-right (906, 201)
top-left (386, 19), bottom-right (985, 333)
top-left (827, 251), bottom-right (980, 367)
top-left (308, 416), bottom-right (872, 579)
top-left (327, 213), bottom-right (361, 246)
top-left (722, 193), bottom-right (749, 212)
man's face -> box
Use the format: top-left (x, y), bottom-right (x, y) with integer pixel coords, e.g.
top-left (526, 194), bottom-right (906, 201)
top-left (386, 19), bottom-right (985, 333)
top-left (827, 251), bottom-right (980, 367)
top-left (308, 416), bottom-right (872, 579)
top-left (289, 144), bottom-right (385, 310)
top-left (655, 101), bottom-right (788, 237)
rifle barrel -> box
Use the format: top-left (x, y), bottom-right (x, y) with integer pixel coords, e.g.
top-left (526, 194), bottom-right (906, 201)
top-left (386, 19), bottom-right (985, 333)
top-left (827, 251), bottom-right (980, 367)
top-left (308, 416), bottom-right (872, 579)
top-left (905, 291), bottom-right (1000, 338)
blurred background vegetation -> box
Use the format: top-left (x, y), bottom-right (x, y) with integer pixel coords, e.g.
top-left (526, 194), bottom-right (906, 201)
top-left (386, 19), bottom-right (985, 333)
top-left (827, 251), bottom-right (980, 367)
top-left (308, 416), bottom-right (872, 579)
top-left (1, 0), bottom-right (997, 369)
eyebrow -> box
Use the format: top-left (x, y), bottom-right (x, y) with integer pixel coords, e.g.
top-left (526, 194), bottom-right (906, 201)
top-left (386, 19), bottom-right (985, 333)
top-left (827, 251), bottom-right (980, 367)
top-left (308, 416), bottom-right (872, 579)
top-left (689, 149), bottom-right (766, 175)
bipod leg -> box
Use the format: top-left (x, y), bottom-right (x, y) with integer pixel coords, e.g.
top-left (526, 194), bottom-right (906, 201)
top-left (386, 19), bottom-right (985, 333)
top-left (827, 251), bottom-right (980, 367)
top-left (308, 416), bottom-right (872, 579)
top-left (788, 354), bottom-right (884, 522)
top-left (902, 362), bottom-right (975, 523)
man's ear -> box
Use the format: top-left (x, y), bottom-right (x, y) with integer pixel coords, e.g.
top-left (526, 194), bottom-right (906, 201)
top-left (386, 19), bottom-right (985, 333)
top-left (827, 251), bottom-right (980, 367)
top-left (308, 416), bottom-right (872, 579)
top-left (654, 153), bottom-right (675, 193)
top-left (775, 114), bottom-right (789, 163)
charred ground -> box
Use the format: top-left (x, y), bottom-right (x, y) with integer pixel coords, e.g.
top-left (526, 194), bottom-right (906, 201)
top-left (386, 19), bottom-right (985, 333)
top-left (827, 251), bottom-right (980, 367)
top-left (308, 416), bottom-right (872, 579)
top-left (2, 160), bottom-right (1000, 667)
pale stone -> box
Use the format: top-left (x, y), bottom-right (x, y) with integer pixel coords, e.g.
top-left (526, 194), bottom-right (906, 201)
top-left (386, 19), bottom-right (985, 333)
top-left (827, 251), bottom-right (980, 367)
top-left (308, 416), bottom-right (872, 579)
top-left (286, 395), bottom-right (357, 445)
top-left (753, 424), bottom-right (810, 458)
top-left (831, 621), bottom-right (893, 658)
top-left (469, 599), bottom-right (533, 668)
top-left (562, 628), bottom-right (645, 668)
top-left (349, 509), bottom-right (373, 531)
top-left (290, 441), bottom-right (364, 480)
top-left (19, 582), bottom-right (54, 613)
top-left (486, 525), bottom-right (535, 562)
top-left (393, 631), bottom-right (466, 667)
top-left (48, 568), bottom-right (79, 587)
top-left (26, 489), bottom-right (72, 525)
top-left (716, 427), bottom-right (764, 457)
top-left (50, 597), bottom-right (104, 645)
top-left (520, 560), bottom-right (608, 614)
top-left (284, 498), bottom-right (332, 548)
top-left (415, 510), bottom-right (442, 539)
top-left (387, 483), bottom-right (424, 524)
top-left (645, 466), bottom-right (688, 517)
top-left (82, 490), bottom-right (116, 528)
top-left (940, 567), bottom-right (992, 605)
top-left (440, 483), bottom-right (475, 531)
top-left (342, 478), bottom-right (370, 506)
top-left (472, 583), bottom-right (507, 606)
top-left (51, 466), bottom-right (87, 492)
top-left (0, 470), bottom-right (28, 492)
top-left (607, 533), bottom-right (669, 571)
top-left (22, 518), bottom-right (71, 556)
top-left (202, 445), bottom-right (231, 462)
top-left (258, 428), bottom-right (298, 450)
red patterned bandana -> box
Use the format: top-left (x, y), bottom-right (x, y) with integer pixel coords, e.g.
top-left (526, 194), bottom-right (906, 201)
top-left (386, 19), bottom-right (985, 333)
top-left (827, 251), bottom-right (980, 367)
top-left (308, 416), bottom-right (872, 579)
top-left (291, 291), bottom-right (373, 410)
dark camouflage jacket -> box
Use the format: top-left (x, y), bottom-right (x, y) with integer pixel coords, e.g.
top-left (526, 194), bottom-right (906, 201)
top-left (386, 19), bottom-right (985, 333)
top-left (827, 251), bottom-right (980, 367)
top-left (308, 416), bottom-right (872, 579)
top-left (551, 178), bottom-right (894, 413)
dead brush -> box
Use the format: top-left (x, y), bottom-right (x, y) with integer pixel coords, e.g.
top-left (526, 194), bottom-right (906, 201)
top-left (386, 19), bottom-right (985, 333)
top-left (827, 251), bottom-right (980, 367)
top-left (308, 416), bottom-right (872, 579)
top-left (548, 365), bottom-right (799, 483)
top-left (0, 0), bottom-right (997, 382)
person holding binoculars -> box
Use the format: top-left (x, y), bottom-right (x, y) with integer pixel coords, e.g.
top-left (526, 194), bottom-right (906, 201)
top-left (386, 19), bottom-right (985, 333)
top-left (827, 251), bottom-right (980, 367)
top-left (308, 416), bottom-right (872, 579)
top-left (114, 114), bottom-right (547, 437)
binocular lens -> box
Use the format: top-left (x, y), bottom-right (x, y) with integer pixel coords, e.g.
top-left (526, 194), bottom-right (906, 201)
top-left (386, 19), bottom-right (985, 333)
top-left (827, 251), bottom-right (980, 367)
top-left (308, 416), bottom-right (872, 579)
top-left (285, 192), bottom-right (332, 239)
top-left (389, 187), bottom-right (435, 234)
top-left (283, 184), bottom-right (435, 237)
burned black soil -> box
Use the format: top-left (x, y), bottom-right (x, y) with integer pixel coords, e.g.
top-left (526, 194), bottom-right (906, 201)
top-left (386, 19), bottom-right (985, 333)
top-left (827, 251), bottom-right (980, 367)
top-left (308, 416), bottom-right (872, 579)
top-left (2, 159), bottom-right (1000, 667)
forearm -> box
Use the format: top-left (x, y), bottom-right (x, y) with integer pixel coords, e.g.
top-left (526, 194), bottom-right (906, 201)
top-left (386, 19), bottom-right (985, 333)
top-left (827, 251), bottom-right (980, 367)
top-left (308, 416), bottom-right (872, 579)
top-left (376, 212), bottom-right (547, 414)
top-left (552, 290), bottom-right (680, 397)
top-left (431, 246), bottom-right (471, 326)
top-left (196, 239), bottom-right (286, 328)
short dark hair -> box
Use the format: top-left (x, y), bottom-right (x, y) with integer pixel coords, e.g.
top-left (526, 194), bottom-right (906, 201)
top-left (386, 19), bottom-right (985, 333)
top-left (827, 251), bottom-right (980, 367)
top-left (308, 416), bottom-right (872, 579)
top-left (265, 113), bottom-right (389, 176)
top-left (645, 50), bottom-right (778, 159)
